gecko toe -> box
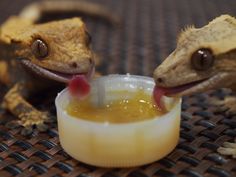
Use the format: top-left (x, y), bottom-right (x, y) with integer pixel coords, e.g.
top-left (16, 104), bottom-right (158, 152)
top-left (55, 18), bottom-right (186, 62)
top-left (36, 123), bottom-right (49, 132)
top-left (211, 96), bottom-right (236, 115)
top-left (215, 106), bottom-right (228, 113)
top-left (217, 141), bottom-right (236, 158)
top-left (225, 109), bottom-right (236, 116)
top-left (21, 126), bottom-right (33, 136)
top-left (44, 114), bottom-right (57, 123)
top-left (6, 121), bottom-right (21, 129)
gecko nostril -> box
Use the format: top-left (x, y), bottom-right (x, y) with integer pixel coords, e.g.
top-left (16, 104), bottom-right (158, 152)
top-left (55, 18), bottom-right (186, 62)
top-left (89, 58), bottom-right (93, 65)
top-left (70, 62), bottom-right (78, 68)
top-left (157, 77), bottom-right (164, 83)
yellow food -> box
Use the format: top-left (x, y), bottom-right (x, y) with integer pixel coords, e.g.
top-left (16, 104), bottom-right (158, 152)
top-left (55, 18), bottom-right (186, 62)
top-left (66, 89), bottom-right (163, 123)
top-left (55, 75), bottom-right (182, 167)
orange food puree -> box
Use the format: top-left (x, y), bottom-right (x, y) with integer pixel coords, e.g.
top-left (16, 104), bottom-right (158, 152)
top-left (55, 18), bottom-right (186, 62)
top-left (66, 89), bottom-right (163, 123)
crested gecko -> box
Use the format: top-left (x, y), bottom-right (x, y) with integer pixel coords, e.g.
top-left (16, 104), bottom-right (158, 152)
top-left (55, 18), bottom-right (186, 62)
top-left (153, 15), bottom-right (236, 158)
top-left (0, 0), bottom-right (118, 135)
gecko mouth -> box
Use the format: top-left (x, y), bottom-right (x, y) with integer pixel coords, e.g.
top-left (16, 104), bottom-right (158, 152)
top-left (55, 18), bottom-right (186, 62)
top-left (157, 79), bottom-right (207, 96)
top-left (21, 60), bottom-right (95, 83)
top-left (155, 73), bottom-right (227, 97)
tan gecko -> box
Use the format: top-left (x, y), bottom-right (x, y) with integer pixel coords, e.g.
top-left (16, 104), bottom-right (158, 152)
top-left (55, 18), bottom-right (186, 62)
top-left (0, 0), bottom-right (118, 135)
top-left (153, 15), bottom-right (236, 158)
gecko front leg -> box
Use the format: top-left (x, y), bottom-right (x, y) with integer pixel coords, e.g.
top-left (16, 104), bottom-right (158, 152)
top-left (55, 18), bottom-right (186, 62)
top-left (211, 95), bottom-right (236, 158)
top-left (3, 82), bottom-right (51, 135)
top-left (217, 142), bottom-right (236, 158)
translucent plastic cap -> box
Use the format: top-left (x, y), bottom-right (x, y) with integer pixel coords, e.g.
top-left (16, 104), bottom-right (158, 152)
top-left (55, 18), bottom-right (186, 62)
top-left (55, 74), bottom-right (182, 167)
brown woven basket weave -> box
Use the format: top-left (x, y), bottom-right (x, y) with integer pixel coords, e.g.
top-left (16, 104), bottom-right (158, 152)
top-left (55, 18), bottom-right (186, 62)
top-left (0, 0), bottom-right (236, 176)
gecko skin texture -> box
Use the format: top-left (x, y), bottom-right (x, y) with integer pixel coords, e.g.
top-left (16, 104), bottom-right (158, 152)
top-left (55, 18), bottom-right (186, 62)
top-left (153, 15), bottom-right (236, 158)
top-left (0, 0), bottom-right (115, 135)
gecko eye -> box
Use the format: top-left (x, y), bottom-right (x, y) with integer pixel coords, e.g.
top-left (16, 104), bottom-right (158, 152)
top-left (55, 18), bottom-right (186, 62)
top-left (31, 39), bottom-right (48, 59)
top-left (191, 48), bottom-right (214, 71)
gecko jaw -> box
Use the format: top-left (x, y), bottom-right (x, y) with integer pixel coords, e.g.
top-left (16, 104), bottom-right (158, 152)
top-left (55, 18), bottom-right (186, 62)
top-left (21, 60), bottom-right (95, 83)
top-left (157, 73), bottom-right (229, 97)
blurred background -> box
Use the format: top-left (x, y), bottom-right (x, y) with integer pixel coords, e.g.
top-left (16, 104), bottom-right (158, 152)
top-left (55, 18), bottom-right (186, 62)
top-left (0, 0), bottom-right (236, 77)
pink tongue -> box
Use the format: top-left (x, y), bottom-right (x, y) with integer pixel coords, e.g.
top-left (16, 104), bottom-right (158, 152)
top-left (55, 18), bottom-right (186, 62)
top-left (153, 83), bottom-right (194, 111)
top-left (68, 75), bottom-right (90, 99)
top-left (153, 85), bottom-right (185, 111)
top-left (153, 80), bottom-right (205, 110)
top-left (153, 86), bottom-right (166, 110)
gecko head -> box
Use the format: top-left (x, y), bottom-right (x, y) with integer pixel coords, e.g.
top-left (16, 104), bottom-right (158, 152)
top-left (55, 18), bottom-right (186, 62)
top-left (1, 17), bottom-right (95, 83)
top-left (153, 15), bottom-right (236, 96)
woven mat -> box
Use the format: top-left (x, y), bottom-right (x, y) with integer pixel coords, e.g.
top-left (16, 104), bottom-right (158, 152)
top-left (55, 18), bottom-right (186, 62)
top-left (1, 0), bottom-right (236, 176)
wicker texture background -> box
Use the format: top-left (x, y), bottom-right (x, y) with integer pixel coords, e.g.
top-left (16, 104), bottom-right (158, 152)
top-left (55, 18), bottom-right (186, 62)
top-left (0, 0), bottom-right (236, 176)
